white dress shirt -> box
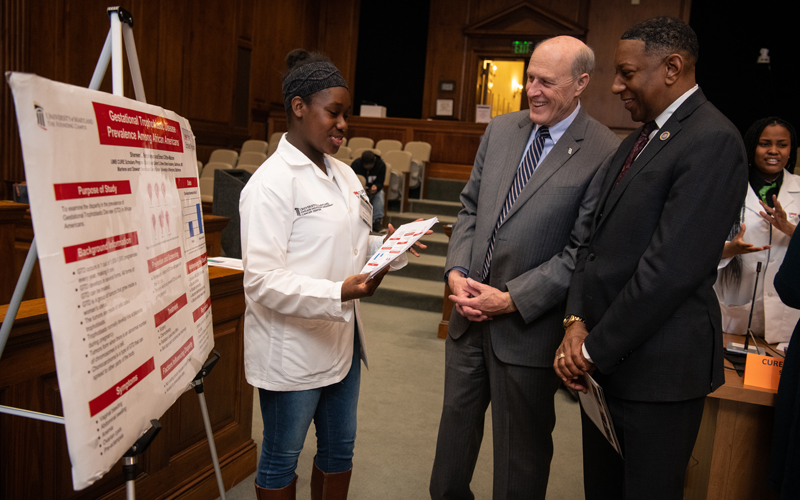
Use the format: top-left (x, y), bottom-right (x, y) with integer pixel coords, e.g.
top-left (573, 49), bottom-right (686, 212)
top-left (520, 102), bottom-right (583, 172)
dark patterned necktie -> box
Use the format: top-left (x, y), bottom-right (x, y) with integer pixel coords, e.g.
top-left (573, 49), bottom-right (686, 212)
top-left (481, 127), bottom-right (550, 281)
top-left (615, 121), bottom-right (657, 185)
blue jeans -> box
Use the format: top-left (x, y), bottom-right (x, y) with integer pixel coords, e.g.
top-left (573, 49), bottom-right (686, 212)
top-left (256, 331), bottom-right (361, 488)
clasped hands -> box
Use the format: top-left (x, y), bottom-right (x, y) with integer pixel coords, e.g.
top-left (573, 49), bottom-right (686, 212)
top-left (553, 322), bottom-right (595, 393)
top-left (448, 271), bottom-right (516, 321)
top-left (449, 270), bottom-right (596, 392)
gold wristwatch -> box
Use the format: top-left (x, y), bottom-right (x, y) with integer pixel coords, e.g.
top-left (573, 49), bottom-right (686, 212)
top-left (563, 314), bottom-right (585, 329)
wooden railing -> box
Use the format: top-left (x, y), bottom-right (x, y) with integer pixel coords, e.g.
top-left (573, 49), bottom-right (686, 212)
top-left (268, 113), bottom-right (487, 184)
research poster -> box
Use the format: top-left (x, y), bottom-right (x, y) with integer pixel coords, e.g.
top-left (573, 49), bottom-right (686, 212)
top-left (7, 72), bottom-right (214, 490)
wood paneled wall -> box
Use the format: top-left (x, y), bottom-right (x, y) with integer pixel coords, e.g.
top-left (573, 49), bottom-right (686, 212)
top-left (2, 0), bottom-right (692, 197)
top-left (269, 112), bottom-right (487, 181)
top-left (271, 113), bottom-right (486, 162)
top-left (1, 0), bottom-right (361, 198)
top-left (1, 0), bottom-right (28, 200)
top-left (421, 0), bottom-right (691, 129)
top-left (581, 0), bottom-right (692, 131)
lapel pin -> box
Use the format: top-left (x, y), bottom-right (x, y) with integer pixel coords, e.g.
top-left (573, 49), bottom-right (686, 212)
top-left (568, 148), bottom-right (573, 155)
top-left (660, 131), bottom-right (670, 141)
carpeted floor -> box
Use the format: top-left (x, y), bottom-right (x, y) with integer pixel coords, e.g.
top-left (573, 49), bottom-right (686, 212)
top-left (218, 302), bottom-right (584, 499)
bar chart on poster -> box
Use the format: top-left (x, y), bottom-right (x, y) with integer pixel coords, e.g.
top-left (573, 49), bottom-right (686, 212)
top-left (177, 177), bottom-right (204, 243)
top-left (186, 204), bottom-right (203, 238)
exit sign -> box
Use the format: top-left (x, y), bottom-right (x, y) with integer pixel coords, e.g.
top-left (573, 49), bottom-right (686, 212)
top-left (513, 41), bottom-right (534, 54)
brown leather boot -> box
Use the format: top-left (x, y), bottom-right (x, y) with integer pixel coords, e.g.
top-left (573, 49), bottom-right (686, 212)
top-left (254, 474), bottom-right (297, 500)
top-left (310, 462), bottom-right (352, 500)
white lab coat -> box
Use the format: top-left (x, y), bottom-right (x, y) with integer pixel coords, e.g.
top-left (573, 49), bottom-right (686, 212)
top-left (714, 171), bottom-right (800, 344)
top-left (240, 136), bottom-right (405, 391)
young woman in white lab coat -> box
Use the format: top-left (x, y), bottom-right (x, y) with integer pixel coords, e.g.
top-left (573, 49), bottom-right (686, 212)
top-left (715, 117), bottom-right (800, 346)
top-left (240, 50), bottom-right (426, 499)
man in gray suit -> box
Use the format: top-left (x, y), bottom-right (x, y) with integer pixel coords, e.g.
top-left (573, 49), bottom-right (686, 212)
top-left (430, 36), bottom-right (620, 500)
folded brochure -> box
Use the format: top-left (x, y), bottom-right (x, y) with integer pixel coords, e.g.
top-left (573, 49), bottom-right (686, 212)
top-left (361, 217), bottom-right (438, 280)
top-left (578, 373), bottom-right (623, 457)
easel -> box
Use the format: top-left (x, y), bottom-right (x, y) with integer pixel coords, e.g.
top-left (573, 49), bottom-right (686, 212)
top-left (0, 7), bottom-right (227, 500)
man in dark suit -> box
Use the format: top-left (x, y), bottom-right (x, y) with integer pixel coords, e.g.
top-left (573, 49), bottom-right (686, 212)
top-left (555, 17), bottom-right (748, 499)
top-left (430, 36), bottom-right (620, 500)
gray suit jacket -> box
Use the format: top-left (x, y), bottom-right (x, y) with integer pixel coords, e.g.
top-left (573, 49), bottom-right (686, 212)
top-left (446, 108), bottom-right (620, 367)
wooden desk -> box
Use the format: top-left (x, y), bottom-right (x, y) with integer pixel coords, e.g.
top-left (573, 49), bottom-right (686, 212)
top-left (0, 266), bottom-right (255, 500)
top-left (684, 334), bottom-right (780, 500)
top-left (268, 113), bottom-right (489, 186)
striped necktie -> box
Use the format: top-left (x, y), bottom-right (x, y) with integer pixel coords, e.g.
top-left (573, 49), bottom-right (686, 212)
top-left (481, 126), bottom-right (550, 281)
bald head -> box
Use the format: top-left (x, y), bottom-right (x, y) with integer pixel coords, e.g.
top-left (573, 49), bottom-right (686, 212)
top-left (534, 36), bottom-right (595, 81)
top-left (526, 36), bottom-right (594, 126)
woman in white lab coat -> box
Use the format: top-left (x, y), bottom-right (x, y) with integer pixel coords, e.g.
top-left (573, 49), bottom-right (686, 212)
top-left (715, 117), bottom-right (800, 346)
top-left (240, 50), bottom-right (423, 499)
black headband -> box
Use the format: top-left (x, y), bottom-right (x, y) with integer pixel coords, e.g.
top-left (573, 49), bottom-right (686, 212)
top-left (282, 61), bottom-right (348, 111)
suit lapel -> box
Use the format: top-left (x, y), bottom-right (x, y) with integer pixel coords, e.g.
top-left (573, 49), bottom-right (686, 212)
top-left (594, 135), bottom-right (634, 226)
top-left (600, 123), bottom-right (678, 216)
top-left (500, 109), bottom-right (588, 226)
top-left (484, 114), bottom-right (535, 228)
top-left (596, 89), bottom-right (708, 232)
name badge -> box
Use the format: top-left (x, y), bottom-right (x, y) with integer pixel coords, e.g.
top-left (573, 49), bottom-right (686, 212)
top-left (356, 191), bottom-right (372, 228)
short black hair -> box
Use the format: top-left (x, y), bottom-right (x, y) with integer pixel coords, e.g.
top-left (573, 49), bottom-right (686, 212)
top-left (361, 150), bottom-right (375, 164)
top-left (743, 116), bottom-right (798, 173)
top-left (621, 16), bottom-right (699, 66)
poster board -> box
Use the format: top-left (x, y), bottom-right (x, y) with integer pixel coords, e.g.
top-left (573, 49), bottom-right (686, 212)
top-left (7, 72), bottom-right (214, 490)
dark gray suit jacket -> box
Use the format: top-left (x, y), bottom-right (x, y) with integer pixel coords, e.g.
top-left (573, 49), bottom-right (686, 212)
top-left (446, 108), bottom-right (620, 368)
top-left (567, 89), bottom-right (748, 401)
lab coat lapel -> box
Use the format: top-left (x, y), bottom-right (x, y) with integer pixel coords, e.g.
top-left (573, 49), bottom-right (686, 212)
top-left (328, 158), bottom-right (355, 211)
top-left (744, 181), bottom-right (762, 218)
top-left (778, 171), bottom-right (800, 214)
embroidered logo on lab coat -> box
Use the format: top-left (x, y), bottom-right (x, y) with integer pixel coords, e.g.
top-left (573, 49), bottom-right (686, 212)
top-left (294, 202), bottom-right (333, 216)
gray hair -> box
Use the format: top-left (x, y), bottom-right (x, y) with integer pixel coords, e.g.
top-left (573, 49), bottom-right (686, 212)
top-left (571, 44), bottom-right (595, 79)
